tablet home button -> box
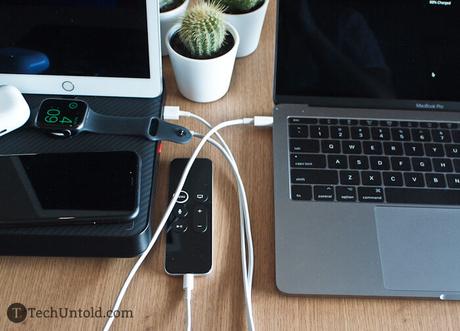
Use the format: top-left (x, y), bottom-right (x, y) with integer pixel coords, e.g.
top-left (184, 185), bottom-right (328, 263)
top-left (62, 81), bottom-right (75, 92)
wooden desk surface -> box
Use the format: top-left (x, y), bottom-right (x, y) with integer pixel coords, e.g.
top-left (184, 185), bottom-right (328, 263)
top-left (1, 1), bottom-right (460, 330)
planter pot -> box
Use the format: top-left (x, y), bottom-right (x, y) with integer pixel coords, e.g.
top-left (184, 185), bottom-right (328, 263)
top-left (160, 0), bottom-right (189, 56)
top-left (166, 23), bottom-right (240, 103)
top-left (223, 0), bottom-right (269, 58)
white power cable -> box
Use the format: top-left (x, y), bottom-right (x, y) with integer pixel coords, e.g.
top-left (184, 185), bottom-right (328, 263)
top-left (192, 132), bottom-right (255, 330)
top-left (102, 118), bottom-right (253, 331)
top-left (183, 274), bottom-right (194, 331)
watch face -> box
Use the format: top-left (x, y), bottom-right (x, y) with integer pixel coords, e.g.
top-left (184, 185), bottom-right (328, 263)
top-left (37, 99), bottom-right (87, 130)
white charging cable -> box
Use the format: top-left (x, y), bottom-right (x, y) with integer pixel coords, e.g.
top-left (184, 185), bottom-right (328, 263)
top-left (103, 117), bottom-right (259, 331)
top-left (164, 106), bottom-right (272, 331)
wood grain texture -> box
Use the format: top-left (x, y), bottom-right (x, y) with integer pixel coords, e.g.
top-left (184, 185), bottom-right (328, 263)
top-left (1, 1), bottom-right (460, 330)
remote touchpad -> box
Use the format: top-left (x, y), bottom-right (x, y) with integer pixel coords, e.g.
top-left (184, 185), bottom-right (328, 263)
top-left (375, 207), bottom-right (460, 292)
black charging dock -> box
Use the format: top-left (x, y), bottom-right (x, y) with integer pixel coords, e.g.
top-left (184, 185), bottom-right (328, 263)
top-left (0, 94), bottom-right (163, 257)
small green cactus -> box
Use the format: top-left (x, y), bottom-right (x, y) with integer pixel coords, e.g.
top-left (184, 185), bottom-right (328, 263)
top-left (160, 0), bottom-right (176, 10)
top-left (178, 1), bottom-right (227, 58)
top-left (218, 0), bottom-right (263, 13)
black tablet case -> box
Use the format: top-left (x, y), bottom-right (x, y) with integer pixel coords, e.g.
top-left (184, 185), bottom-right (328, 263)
top-left (0, 94), bottom-right (163, 257)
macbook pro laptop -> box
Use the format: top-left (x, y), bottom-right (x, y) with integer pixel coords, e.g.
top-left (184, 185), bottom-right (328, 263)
top-left (273, 0), bottom-right (460, 299)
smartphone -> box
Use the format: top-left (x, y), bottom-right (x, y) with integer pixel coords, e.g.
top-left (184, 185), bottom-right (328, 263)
top-left (0, 151), bottom-right (140, 226)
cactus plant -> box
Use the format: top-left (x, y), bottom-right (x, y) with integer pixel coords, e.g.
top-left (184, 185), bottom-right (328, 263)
top-left (218, 0), bottom-right (263, 13)
top-left (178, 1), bottom-right (227, 58)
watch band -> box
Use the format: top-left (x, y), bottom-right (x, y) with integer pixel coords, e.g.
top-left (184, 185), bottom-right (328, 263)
top-left (84, 109), bottom-right (192, 144)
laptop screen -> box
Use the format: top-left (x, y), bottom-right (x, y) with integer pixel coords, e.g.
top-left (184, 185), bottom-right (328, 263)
top-left (275, 0), bottom-right (460, 111)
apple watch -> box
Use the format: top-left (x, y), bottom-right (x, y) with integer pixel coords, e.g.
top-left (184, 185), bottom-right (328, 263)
top-left (34, 98), bottom-right (192, 144)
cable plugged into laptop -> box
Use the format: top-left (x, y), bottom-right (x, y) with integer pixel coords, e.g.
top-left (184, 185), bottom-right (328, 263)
top-left (164, 106), bottom-right (274, 127)
top-left (103, 109), bottom-right (274, 331)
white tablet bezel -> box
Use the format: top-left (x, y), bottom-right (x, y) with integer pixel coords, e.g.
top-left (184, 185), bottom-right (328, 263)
top-left (0, 0), bottom-right (162, 98)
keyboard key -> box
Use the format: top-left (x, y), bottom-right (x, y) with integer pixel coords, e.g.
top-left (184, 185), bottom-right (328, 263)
top-left (432, 129), bottom-right (451, 143)
top-left (360, 120), bottom-right (378, 126)
top-left (447, 174), bottom-right (460, 188)
top-left (420, 122), bottom-right (438, 129)
top-left (289, 125), bottom-right (308, 138)
top-left (339, 119), bottom-right (358, 126)
top-left (432, 158), bottom-right (453, 172)
top-left (291, 185), bottom-right (312, 200)
top-left (384, 142), bottom-right (403, 155)
top-left (391, 157), bottom-right (411, 171)
top-left (342, 141), bottom-right (362, 154)
top-left (314, 186), bottom-right (335, 201)
top-left (290, 139), bottom-right (320, 153)
top-left (321, 140), bottom-right (341, 153)
top-left (291, 170), bottom-right (338, 185)
top-left (319, 118), bottom-right (338, 125)
top-left (289, 118), bottom-right (317, 124)
top-left (425, 174), bottom-right (446, 188)
top-left (331, 126), bottom-right (350, 139)
top-left (412, 129), bottom-right (431, 142)
top-left (380, 120), bottom-right (398, 127)
top-left (446, 144), bottom-right (460, 157)
top-left (362, 171), bottom-right (382, 186)
top-left (363, 141), bottom-right (383, 155)
top-left (404, 143), bottom-right (424, 156)
top-left (400, 121), bottom-right (419, 128)
top-left (371, 127), bottom-right (391, 140)
top-left (328, 155), bottom-right (348, 169)
top-left (440, 123), bottom-right (458, 129)
top-left (351, 127), bottom-right (370, 140)
top-left (404, 173), bottom-right (425, 187)
top-left (349, 155), bottom-right (369, 169)
top-left (453, 131), bottom-right (460, 143)
top-left (386, 188), bottom-right (460, 205)
top-left (358, 187), bottom-right (384, 203)
top-left (290, 154), bottom-right (326, 168)
top-left (336, 186), bottom-right (357, 202)
top-left (412, 158), bottom-right (432, 172)
top-left (340, 171), bottom-right (360, 185)
top-left (391, 128), bottom-right (411, 141)
top-left (425, 143), bottom-right (444, 157)
top-left (454, 159), bottom-right (460, 172)
top-left (383, 172), bottom-right (403, 186)
top-left (310, 125), bottom-right (329, 138)
top-left (370, 156), bottom-right (390, 170)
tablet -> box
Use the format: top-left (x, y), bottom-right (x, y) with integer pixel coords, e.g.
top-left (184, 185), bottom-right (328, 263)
top-left (0, 0), bottom-right (162, 98)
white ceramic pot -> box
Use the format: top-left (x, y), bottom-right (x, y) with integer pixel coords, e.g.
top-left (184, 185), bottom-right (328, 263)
top-left (166, 23), bottom-right (240, 103)
top-left (160, 0), bottom-right (189, 56)
top-left (223, 0), bottom-right (269, 58)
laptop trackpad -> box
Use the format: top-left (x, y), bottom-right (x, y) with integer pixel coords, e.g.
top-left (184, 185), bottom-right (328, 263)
top-left (375, 207), bottom-right (460, 292)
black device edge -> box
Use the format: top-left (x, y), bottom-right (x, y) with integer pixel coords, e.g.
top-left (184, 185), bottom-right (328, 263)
top-left (0, 89), bottom-right (166, 257)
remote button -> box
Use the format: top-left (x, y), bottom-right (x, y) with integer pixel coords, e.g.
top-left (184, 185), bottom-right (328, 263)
top-left (358, 187), bottom-right (384, 203)
top-left (386, 188), bottom-right (460, 205)
top-left (175, 207), bottom-right (189, 217)
top-left (176, 191), bottom-right (189, 204)
top-left (195, 193), bottom-right (208, 202)
top-left (173, 220), bottom-right (188, 233)
top-left (193, 207), bottom-right (208, 233)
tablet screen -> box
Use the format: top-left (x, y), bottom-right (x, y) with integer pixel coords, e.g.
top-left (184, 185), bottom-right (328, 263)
top-left (0, 0), bottom-right (150, 78)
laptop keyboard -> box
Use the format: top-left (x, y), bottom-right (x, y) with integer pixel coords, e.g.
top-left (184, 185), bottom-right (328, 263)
top-left (289, 117), bottom-right (460, 205)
